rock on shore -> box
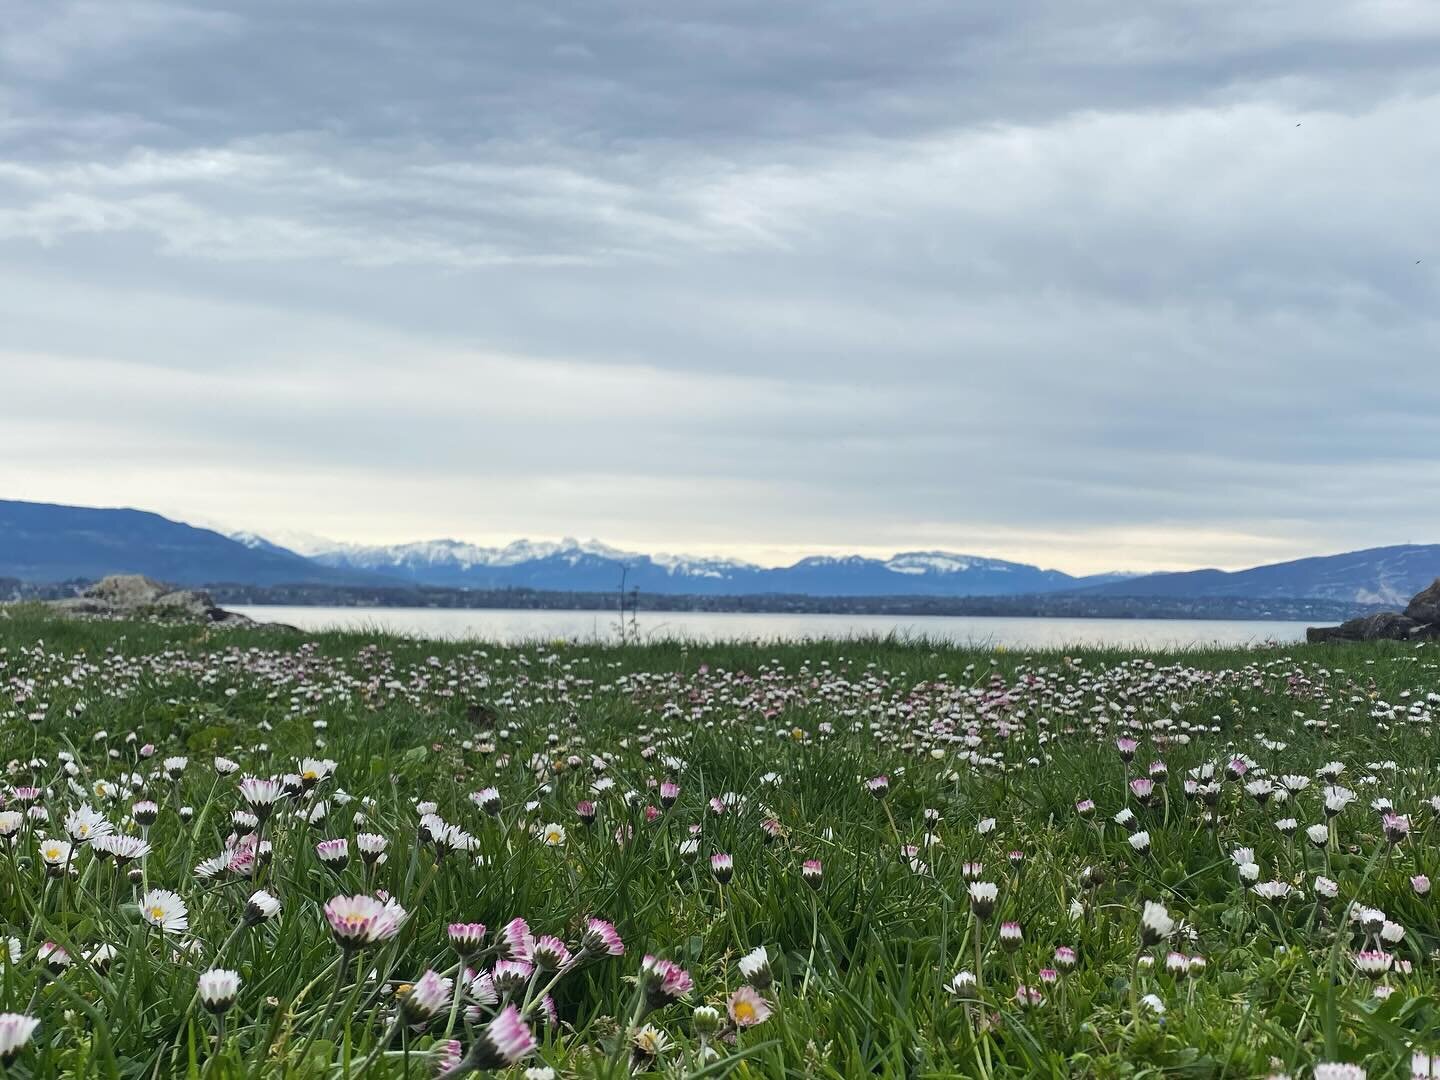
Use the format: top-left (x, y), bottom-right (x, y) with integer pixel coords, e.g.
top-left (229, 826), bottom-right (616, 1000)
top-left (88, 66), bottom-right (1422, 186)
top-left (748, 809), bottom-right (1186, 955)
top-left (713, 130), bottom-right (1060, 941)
top-left (1406, 579), bottom-right (1440, 624)
top-left (1307, 578), bottom-right (1440, 643)
top-left (44, 574), bottom-right (255, 625)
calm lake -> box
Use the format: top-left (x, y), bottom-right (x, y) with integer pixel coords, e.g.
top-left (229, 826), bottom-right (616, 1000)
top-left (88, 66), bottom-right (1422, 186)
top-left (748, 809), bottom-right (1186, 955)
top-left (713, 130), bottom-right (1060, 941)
top-left (227, 605), bottom-right (1314, 649)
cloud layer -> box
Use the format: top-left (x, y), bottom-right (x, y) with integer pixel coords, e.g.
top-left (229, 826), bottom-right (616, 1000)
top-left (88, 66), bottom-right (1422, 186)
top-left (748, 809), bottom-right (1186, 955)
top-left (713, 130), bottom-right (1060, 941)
top-left (3, 0), bottom-right (1438, 572)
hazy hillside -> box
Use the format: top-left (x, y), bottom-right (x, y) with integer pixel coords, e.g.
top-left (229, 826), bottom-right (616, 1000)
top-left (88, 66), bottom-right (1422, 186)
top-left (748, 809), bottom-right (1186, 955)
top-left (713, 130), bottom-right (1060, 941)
top-left (1085, 545), bottom-right (1440, 606)
top-left (0, 501), bottom-right (386, 587)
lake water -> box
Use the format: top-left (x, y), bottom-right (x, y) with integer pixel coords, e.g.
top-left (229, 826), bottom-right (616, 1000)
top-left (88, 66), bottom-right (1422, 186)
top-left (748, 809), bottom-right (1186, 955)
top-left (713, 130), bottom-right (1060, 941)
top-left (227, 605), bottom-right (1314, 649)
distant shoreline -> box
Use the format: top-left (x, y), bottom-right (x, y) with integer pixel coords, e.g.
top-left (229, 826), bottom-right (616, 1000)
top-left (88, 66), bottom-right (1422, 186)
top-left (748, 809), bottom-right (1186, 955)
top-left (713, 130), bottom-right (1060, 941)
top-left (5, 578), bottom-right (1378, 623)
top-left (200, 583), bottom-right (1374, 623)
top-left (229, 602), bottom-right (1318, 627)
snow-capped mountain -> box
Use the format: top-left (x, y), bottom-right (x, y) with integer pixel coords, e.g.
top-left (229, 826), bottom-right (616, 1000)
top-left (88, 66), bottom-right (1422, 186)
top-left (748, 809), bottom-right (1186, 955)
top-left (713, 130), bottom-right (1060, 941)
top-left (650, 551), bottom-right (764, 579)
top-left (230, 529), bottom-right (350, 559)
top-left (307, 537), bottom-right (641, 571)
top-left (235, 531), bottom-right (1131, 596)
top-left (10, 500), bottom-right (1433, 605)
top-left (885, 552), bottom-right (1011, 575)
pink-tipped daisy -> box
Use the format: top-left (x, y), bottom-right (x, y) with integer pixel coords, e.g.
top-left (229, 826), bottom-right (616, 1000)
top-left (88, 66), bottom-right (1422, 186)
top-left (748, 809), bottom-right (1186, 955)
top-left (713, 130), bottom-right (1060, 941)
top-left (323, 894), bottom-right (405, 949)
top-left (710, 853), bottom-right (734, 884)
top-left (492, 959), bottom-right (534, 995)
top-left (315, 838), bottom-right (348, 867)
top-left (579, 917), bottom-right (625, 958)
top-left (640, 955), bottom-right (694, 1009)
top-left (802, 859), bottom-right (823, 888)
top-left (448, 922), bottom-right (487, 956)
top-left (465, 1004), bottom-right (536, 1069)
top-left (0, 1013), bottom-right (41, 1065)
top-left (532, 934), bottom-right (572, 972)
top-left (496, 917), bottom-right (533, 963)
top-left (401, 970), bottom-right (453, 1022)
top-left (726, 985), bottom-right (772, 1028)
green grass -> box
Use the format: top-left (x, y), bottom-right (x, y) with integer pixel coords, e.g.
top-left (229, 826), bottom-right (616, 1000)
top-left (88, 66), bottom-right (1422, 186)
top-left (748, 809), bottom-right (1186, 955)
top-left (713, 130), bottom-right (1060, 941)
top-left (0, 608), bottom-right (1437, 1078)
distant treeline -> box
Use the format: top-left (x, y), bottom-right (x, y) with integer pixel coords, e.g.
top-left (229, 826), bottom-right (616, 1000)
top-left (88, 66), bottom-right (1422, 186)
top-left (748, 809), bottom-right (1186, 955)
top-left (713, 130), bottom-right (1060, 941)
top-left (2, 577), bottom-right (1380, 622)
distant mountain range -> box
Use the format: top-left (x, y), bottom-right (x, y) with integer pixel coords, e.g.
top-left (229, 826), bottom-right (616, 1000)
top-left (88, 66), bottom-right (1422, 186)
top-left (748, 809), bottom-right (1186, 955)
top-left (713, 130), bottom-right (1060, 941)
top-left (2, 499), bottom-right (1438, 609)
top-left (267, 535), bottom-right (1136, 596)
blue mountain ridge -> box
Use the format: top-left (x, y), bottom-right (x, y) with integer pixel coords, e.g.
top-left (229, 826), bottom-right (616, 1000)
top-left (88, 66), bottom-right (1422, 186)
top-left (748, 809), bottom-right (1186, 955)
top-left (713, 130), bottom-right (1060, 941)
top-left (0, 500), bottom-right (389, 587)
top-left (4, 499), bottom-right (1436, 604)
top-left (1076, 544), bottom-right (1440, 606)
top-left (298, 541), bottom-right (1133, 597)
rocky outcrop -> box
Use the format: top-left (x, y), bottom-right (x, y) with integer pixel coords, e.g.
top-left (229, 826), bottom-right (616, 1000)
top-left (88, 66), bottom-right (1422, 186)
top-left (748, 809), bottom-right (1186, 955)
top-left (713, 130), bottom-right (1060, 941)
top-left (1406, 579), bottom-right (1440, 625)
top-left (45, 575), bottom-right (255, 625)
top-left (1307, 579), bottom-right (1440, 643)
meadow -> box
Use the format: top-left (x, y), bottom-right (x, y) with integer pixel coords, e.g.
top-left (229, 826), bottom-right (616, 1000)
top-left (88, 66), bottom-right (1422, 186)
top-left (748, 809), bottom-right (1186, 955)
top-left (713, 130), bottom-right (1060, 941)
top-left (1, 608), bottom-right (1438, 1079)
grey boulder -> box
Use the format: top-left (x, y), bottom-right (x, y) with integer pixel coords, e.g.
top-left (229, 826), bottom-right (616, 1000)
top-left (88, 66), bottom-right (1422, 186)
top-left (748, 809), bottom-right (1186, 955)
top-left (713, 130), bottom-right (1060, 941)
top-left (47, 574), bottom-right (253, 625)
top-left (1405, 579), bottom-right (1440, 625)
top-left (1307, 578), bottom-right (1440, 643)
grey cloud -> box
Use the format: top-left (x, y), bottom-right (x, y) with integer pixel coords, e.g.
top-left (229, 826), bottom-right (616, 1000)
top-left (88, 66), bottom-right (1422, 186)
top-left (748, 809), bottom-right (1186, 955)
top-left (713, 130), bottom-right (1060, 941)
top-left (1, 0), bottom-right (1439, 573)
top-left (10, 2), bottom-right (1440, 152)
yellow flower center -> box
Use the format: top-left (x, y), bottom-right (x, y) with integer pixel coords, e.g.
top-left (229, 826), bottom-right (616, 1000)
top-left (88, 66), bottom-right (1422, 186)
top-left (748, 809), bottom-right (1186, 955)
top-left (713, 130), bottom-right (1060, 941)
top-left (734, 1000), bottom-right (755, 1022)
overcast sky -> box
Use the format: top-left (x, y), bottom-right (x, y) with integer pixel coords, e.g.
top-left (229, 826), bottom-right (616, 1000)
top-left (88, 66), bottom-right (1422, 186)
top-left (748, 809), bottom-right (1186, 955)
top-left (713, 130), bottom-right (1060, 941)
top-left (2, 1), bottom-right (1438, 573)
